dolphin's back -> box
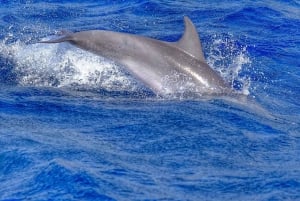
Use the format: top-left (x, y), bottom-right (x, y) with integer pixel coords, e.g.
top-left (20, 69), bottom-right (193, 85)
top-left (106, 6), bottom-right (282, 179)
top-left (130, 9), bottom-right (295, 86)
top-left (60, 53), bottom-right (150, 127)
top-left (40, 17), bottom-right (230, 95)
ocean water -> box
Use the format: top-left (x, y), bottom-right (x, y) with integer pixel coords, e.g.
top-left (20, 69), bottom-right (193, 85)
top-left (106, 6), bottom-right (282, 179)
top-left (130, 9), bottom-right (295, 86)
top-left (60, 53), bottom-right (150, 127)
top-left (0, 0), bottom-right (300, 200)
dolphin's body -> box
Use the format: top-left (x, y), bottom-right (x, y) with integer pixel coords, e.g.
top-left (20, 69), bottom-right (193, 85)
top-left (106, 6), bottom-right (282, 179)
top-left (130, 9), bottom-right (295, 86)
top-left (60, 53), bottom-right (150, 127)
top-left (40, 17), bottom-right (231, 96)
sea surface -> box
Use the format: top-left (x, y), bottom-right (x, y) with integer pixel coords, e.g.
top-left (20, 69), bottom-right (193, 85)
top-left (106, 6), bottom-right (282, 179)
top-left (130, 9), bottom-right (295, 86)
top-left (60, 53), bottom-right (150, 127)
top-left (0, 0), bottom-right (300, 201)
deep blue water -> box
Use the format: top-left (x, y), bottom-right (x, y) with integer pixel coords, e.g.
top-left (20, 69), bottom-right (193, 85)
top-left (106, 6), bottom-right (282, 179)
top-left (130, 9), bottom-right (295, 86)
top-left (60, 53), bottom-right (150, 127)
top-left (0, 1), bottom-right (300, 200)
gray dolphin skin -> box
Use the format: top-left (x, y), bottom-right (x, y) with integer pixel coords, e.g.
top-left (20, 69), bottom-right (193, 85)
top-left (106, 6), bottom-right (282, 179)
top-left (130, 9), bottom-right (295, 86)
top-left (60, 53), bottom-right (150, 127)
top-left (40, 16), bottom-right (231, 96)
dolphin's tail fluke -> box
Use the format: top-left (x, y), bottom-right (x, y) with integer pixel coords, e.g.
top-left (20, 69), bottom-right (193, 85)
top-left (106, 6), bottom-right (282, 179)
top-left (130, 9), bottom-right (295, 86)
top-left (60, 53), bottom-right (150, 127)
top-left (39, 30), bottom-right (73, 44)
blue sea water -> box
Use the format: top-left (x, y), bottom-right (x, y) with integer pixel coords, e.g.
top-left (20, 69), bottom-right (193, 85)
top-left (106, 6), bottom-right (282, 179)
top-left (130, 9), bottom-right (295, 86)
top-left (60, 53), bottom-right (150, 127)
top-left (0, 0), bottom-right (300, 200)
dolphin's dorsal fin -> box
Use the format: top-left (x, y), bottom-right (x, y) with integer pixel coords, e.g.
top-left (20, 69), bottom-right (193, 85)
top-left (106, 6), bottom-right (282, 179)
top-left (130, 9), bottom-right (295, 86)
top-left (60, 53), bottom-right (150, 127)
top-left (175, 16), bottom-right (206, 62)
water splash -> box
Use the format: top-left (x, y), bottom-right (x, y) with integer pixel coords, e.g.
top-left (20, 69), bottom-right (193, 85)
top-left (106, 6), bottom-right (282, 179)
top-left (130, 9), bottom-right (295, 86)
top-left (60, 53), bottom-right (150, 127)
top-left (0, 36), bottom-right (138, 92)
top-left (206, 34), bottom-right (252, 96)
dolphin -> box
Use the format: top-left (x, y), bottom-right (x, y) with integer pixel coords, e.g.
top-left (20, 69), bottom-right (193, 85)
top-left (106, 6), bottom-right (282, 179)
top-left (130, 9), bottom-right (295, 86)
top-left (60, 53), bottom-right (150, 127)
top-left (40, 16), bottom-right (232, 96)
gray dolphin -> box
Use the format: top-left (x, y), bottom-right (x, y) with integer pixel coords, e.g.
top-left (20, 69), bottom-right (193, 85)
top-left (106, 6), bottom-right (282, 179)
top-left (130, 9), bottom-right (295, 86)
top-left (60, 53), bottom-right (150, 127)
top-left (40, 16), bottom-right (231, 96)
